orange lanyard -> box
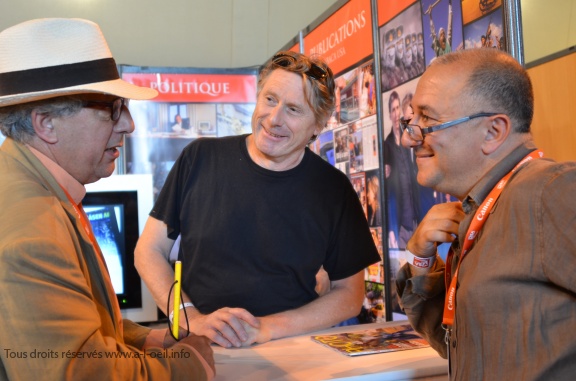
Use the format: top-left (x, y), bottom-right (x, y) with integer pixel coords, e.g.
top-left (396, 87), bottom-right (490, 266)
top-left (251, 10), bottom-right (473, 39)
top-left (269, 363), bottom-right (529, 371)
top-left (62, 188), bottom-right (123, 332)
top-left (63, 189), bottom-right (108, 268)
top-left (442, 150), bottom-right (543, 326)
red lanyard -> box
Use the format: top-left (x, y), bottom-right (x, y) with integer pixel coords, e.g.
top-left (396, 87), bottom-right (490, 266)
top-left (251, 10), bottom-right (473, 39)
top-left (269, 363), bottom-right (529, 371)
top-left (442, 150), bottom-right (543, 326)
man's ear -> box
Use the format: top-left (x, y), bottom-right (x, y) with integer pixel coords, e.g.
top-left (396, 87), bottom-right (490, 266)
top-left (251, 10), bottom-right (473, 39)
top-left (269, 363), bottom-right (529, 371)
top-left (310, 124), bottom-right (324, 142)
top-left (31, 110), bottom-right (58, 144)
top-left (481, 114), bottom-right (511, 155)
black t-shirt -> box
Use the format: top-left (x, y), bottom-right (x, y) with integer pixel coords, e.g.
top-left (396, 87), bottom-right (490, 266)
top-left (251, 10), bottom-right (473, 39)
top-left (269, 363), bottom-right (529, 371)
top-left (151, 134), bottom-right (380, 316)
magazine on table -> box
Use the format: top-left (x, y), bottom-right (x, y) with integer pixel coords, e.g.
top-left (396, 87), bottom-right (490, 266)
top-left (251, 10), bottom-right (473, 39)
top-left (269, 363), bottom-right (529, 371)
top-left (311, 323), bottom-right (429, 356)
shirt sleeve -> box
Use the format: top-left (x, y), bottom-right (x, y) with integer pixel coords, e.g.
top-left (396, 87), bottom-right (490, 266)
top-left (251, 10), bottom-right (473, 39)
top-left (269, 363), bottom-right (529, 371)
top-left (395, 258), bottom-right (448, 358)
top-left (122, 319), bottom-right (151, 350)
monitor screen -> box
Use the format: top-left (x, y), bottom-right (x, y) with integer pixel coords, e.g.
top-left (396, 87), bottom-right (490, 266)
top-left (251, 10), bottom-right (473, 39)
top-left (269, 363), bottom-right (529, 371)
top-left (84, 174), bottom-right (158, 323)
top-left (83, 192), bottom-right (140, 307)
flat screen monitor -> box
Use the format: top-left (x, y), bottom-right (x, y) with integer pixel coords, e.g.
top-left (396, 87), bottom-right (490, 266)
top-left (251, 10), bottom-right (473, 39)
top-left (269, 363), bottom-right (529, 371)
top-left (84, 174), bottom-right (158, 323)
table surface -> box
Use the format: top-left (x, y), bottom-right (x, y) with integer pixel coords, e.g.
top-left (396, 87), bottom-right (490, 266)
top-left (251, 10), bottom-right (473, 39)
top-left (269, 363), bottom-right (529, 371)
top-left (212, 320), bottom-right (448, 381)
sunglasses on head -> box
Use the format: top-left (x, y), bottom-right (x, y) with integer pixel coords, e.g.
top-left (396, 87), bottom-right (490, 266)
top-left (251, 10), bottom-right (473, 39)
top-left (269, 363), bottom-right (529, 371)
top-left (271, 53), bottom-right (328, 81)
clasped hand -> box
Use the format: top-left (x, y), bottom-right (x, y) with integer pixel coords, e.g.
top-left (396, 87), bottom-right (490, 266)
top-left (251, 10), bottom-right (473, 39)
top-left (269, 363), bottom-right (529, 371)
top-left (188, 307), bottom-right (268, 348)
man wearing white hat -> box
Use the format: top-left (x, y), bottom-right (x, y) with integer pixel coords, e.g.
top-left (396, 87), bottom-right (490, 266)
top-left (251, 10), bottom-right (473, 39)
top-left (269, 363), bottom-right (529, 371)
top-left (0, 18), bottom-right (214, 380)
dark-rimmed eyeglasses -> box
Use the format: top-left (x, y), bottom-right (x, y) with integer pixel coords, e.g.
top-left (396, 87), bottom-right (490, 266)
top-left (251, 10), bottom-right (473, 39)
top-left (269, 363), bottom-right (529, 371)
top-left (83, 98), bottom-right (127, 122)
top-left (271, 52), bottom-right (328, 81)
top-left (400, 112), bottom-right (499, 142)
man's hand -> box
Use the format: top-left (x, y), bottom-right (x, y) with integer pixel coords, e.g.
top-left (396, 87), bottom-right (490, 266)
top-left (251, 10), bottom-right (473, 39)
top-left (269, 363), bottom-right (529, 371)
top-left (160, 326), bottom-right (192, 348)
top-left (407, 201), bottom-right (464, 257)
top-left (145, 328), bottom-right (215, 375)
top-left (236, 316), bottom-right (277, 347)
top-left (177, 334), bottom-right (215, 374)
top-left (188, 307), bottom-right (260, 348)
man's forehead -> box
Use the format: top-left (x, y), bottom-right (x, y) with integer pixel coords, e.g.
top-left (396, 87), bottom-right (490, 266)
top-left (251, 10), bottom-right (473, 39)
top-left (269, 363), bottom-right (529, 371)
top-left (262, 69), bottom-right (302, 89)
top-left (413, 65), bottom-right (470, 112)
top-left (260, 70), bottom-right (309, 105)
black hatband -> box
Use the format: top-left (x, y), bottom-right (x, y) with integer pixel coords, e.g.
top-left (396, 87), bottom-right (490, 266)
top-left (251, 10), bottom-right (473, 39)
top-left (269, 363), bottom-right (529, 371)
top-left (0, 58), bottom-right (119, 96)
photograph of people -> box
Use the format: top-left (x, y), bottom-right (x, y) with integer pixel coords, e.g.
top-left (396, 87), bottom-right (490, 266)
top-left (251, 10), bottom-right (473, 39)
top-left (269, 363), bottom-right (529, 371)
top-left (337, 68), bottom-right (361, 125)
top-left (461, 0), bottom-right (502, 24)
top-left (382, 88), bottom-right (421, 250)
top-left (463, 7), bottom-right (506, 50)
top-left (366, 172), bottom-right (382, 227)
top-left (379, 2), bottom-right (425, 92)
top-left (171, 113), bottom-right (183, 132)
top-left (421, 0), bottom-right (464, 65)
top-left (358, 61), bottom-right (376, 119)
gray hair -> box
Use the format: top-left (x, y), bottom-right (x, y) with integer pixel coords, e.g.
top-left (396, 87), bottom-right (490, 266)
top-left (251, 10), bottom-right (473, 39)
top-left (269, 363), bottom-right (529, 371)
top-left (431, 48), bottom-right (533, 133)
top-left (0, 97), bottom-right (84, 143)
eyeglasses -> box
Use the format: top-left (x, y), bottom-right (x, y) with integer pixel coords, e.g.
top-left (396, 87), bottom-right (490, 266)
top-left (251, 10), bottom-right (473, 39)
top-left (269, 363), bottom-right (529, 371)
top-left (82, 98), bottom-right (127, 122)
top-left (271, 52), bottom-right (328, 81)
top-left (400, 112), bottom-right (498, 142)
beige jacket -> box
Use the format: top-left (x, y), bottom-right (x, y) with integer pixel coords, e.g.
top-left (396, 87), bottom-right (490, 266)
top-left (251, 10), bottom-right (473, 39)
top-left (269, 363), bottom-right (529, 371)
top-left (0, 138), bottom-right (211, 380)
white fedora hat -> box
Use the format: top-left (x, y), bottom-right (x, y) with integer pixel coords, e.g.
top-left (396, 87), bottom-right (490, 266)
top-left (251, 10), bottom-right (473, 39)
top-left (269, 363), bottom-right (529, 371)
top-left (0, 18), bottom-right (158, 107)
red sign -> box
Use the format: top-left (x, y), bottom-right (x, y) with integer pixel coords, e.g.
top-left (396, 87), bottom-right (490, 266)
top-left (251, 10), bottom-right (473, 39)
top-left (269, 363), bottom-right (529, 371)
top-left (122, 73), bottom-right (257, 103)
top-left (303, 0), bottom-right (373, 75)
top-left (377, 0), bottom-right (416, 26)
